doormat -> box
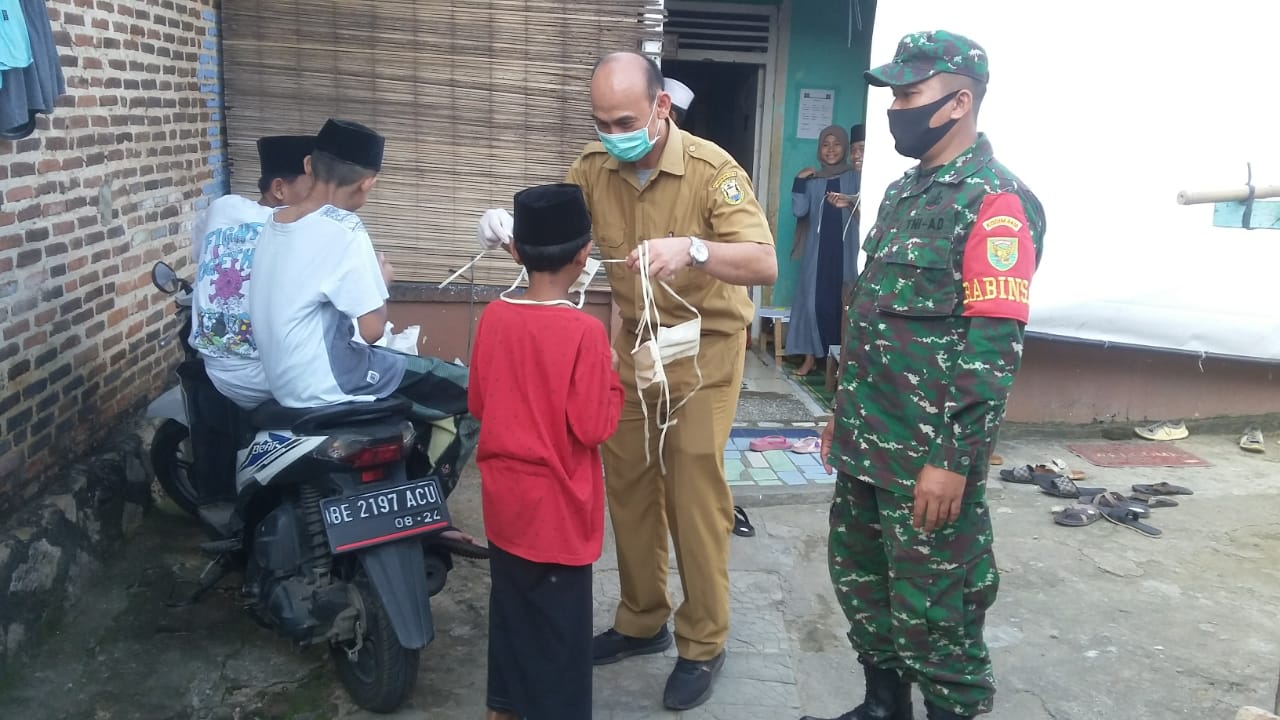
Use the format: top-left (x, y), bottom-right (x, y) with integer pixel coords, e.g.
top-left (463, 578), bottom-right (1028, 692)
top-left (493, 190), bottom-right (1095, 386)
top-left (1066, 442), bottom-right (1211, 468)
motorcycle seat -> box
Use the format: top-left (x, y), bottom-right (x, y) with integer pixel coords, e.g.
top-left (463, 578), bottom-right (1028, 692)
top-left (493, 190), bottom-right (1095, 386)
top-left (250, 398), bottom-right (412, 435)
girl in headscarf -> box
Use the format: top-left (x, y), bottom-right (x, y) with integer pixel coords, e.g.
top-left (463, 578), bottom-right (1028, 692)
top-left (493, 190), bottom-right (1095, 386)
top-left (787, 124), bottom-right (860, 377)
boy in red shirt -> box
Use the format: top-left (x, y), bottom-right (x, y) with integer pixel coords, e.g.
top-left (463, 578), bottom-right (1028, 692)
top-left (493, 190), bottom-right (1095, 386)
top-left (468, 183), bottom-right (624, 720)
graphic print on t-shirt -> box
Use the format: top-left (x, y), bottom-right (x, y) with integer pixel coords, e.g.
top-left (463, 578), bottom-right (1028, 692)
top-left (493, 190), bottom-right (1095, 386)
top-left (193, 221), bottom-right (263, 358)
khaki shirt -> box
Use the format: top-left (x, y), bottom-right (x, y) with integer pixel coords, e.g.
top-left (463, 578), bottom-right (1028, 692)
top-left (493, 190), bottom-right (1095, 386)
top-left (565, 122), bottom-right (774, 337)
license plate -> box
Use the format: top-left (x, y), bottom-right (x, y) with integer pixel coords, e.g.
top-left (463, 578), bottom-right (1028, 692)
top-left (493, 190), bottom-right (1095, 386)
top-left (320, 479), bottom-right (451, 554)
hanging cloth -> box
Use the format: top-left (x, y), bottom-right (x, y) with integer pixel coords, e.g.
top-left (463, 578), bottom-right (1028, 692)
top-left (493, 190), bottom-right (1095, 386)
top-left (0, 0), bottom-right (33, 89)
top-left (0, 0), bottom-right (65, 139)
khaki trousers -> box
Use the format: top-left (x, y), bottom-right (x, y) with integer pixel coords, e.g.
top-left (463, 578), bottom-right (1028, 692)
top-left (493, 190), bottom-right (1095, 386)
top-left (604, 330), bottom-right (745, 662)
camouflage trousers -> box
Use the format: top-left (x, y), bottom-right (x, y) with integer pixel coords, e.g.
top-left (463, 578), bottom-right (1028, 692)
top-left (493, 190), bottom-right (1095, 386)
top-left (828, 472), bottom-right (1000, 716)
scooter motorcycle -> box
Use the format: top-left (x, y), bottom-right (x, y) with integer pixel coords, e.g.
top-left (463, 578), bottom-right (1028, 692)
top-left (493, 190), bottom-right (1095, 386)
top-left (144, 261), bottom-right (480, 713)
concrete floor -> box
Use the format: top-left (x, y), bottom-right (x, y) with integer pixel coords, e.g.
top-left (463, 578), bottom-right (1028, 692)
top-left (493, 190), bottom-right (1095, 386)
top-left (2, 355), bottom-right (1279, 719)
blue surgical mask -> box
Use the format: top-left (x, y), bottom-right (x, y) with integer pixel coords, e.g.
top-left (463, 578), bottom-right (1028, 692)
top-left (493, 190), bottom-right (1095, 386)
top-left (597, 101), bottom-right (659, 163)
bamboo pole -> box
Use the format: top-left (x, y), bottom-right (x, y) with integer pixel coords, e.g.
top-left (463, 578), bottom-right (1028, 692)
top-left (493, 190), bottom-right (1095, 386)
top-left (1177, 185), bottom-right (1280, 205)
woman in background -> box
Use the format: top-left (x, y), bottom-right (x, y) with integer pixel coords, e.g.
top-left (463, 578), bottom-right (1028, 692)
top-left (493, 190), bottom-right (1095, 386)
top-left (787, 125), bottom-right (860, 377)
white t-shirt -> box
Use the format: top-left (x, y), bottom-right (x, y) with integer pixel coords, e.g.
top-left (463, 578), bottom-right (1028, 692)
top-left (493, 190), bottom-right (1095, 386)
top-left (189, 194), bottom-right (273, 410)
top-left (250, 205), bottom-right (407, 407)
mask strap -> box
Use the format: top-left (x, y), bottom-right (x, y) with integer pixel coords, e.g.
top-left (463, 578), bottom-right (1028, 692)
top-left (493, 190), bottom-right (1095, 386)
top-left (579, 258), bottom-right (626, 309)
top-left (633, 241), bottom-right (657, 468)
top-left (841, 195), bottom-right (862, 241)
top-left (498, 268), bottom-right (576, 309)
top-left (652, 280), bottom-right (702, 472)
top-left (439, 247), bottom-right (489, 289)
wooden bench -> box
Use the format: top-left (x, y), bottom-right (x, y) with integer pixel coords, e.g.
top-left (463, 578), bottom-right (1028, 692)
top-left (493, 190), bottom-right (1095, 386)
top-left (825, 344), bottom-right (840, 392)
top-left (755, 305), bottom-right (791, 363)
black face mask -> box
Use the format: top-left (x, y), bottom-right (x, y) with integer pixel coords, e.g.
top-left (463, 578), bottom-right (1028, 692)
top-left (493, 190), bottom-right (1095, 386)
top-left (887, 90), bottom-right (961, 160)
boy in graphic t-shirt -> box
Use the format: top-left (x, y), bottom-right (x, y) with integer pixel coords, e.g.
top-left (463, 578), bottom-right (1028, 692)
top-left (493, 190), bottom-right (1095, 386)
top-left (189, 134), bottom-right (315, 409)
top-left (467, 183), bottom-right (624, 720)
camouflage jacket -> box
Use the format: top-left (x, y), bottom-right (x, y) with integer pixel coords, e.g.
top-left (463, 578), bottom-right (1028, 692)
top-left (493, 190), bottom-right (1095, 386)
top-left (831, 134), bottom-right (1046, 499)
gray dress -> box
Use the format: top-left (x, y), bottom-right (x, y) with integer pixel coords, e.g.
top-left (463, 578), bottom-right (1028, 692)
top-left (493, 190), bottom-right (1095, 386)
top-left (785, 170), bottom-right (860, 358)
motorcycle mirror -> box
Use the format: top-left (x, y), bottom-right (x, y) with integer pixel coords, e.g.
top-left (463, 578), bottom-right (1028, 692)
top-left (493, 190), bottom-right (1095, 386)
top-left (151, 262), bottom-right (181, 295)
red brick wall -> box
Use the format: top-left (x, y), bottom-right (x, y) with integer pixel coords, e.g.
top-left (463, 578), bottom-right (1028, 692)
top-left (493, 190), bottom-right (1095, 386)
top-left (0, 0), bottom-right (221, 514)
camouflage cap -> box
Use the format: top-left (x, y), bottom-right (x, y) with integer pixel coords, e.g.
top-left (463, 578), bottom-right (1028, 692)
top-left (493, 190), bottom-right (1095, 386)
top-left (865, 30), bottom-right (989, 88)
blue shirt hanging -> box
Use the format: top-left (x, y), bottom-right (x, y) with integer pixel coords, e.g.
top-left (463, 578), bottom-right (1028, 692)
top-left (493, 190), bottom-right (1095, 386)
top-left (0, 0), bottom-right (34, 89)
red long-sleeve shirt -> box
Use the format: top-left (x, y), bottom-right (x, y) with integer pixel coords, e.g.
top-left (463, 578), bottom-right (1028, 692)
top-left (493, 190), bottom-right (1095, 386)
top-left (467, 300), bottom-right (624, 566)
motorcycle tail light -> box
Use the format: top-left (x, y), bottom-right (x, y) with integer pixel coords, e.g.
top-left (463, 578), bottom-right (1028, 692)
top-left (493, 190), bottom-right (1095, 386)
top-left (345, 443), bottom-right (403, 469)
top-left (313, 422), bottom-right (415, 470)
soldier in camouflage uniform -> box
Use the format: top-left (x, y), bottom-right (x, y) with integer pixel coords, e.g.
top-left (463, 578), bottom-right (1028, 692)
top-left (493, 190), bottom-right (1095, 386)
top-left (800, 31), bottom-right (1046, 720)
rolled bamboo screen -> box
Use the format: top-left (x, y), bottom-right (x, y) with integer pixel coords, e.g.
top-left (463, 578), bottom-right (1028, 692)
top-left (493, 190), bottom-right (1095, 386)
top-left (221, 0), bottom-right (663, 285)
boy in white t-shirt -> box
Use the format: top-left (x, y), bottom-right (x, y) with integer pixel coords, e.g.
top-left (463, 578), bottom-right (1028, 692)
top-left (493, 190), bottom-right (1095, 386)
top-left (252, 118), bottom-right (480, 548)
top-left (250, 118), bottom-right (470, 416)
top-left (189, 135), bottom-right (315, 409)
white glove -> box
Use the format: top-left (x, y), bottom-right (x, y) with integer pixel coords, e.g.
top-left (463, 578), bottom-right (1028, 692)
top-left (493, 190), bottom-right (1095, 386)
top-left (477, 208), bottom-right (513, 250)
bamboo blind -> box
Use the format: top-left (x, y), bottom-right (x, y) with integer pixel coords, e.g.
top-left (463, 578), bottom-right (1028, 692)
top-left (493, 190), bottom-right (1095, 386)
top-left (220, 0), bottom-right (663, 286)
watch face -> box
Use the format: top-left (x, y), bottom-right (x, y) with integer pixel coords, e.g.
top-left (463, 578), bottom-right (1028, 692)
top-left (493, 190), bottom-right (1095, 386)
top-left (691, 238), bottom-right (709, 262)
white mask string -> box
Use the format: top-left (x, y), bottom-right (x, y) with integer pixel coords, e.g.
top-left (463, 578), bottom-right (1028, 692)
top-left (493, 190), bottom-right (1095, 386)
top-left (439, 247), bottom-right (490, 288)
top-left (496, 257), bottom-right (625, 309)
top-left (632, 241), bottom-right (702, 475)
top-left (815, 194), bottom-right (862, 245)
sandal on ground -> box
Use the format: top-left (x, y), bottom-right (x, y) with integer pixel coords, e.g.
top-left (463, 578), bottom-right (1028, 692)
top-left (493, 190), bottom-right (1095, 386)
top-left (1035, 457), bottom-right (1086, 481)
top-left (1053, 504), bottom-right (1101, 527)
top-left (1082, 491), bottom-right (1152, 517)
top-left (1128, 492), bottom-right (1179, 509)
top-left (733, 506), bottom-right (756, 538)
top-left (990, 453), bottom-right (1004, 466)
top-left (425, 525), bottom-right (491, 559)
top-left (1131, 481), bottom-right (1194, 496)
top-left (998, 465), bottom-right (1038, 484)
top-left (1035, 473), bottom-right (1105, 499)
top-left (1096, 505), bottom-right (1163, 538)
top-left (789, 436), bottom-right (821, 454)
top-left (748, 435), bottom-right (791, 452)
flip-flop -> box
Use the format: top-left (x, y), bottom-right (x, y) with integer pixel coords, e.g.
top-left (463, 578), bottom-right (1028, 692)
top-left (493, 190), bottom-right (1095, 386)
top-left (1035, 473), bottom-right (1105, 499)
top-left (425, 525), bottom-right (491, 559)
top-left (998, 465), bottom-right (1037, 484)
top-left (733, 506), bottom-right (755, 537)
top-left (1097, 505), bottom-right (1163, 538)
top-left (1131, 482), bottom-right (1194, 496)
top-left (990, 453), bottom-right (1004, 466)
top-left (1053, 504), bottom-right (1101, 527)
top-left (790, 436), bottom-right (821, 454)
top-left (1036, 458), bottom-right (1086, 481)
top-left (748, 435), bottom-right (791, 452)
top-left (1128, 492), bottom-right (1179, 509)
top-left (1083, 491), bottom-right (1152, 518)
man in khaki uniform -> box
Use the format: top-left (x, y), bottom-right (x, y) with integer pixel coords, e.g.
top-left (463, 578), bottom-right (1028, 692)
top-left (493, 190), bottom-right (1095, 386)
top-left (479, 52), bottom-right (777, 711)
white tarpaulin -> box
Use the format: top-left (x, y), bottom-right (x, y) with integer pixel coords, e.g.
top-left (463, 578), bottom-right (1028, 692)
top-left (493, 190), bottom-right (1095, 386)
top-left (861, 1), bottom-right (1280, 361)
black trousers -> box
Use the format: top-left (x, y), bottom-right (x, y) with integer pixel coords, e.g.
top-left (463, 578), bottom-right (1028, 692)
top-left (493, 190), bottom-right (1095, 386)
top-left (487, 543), bottom-right (593, 720)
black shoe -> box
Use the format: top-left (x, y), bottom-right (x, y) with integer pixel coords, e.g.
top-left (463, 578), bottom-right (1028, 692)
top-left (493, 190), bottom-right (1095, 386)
top-left (662, 652), bottom-right (725, 710)
top-left (925, 701), bottom-right (973, 720)
top-left (798, 663), bottom-right (914, 720)
top-left (591, 626), bottom-right (672, 666)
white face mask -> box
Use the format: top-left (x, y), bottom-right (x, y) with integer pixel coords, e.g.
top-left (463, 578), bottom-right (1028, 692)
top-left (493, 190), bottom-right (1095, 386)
top-left (630, 241), bottom-right (703, 475)
top-left (567, 256), bottom-right (603, 305)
